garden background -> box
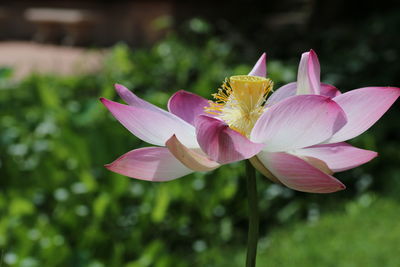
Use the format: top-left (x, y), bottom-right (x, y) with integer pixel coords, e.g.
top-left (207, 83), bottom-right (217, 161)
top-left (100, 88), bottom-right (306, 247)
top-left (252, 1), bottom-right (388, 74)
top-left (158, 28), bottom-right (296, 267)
top-left (0, 1), bottom-right (400, 266)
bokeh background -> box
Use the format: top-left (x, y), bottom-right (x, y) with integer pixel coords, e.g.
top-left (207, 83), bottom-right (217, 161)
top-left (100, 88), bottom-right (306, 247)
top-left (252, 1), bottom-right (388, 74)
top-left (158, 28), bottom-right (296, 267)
top-left (1, 0), bottom-right (399, 266)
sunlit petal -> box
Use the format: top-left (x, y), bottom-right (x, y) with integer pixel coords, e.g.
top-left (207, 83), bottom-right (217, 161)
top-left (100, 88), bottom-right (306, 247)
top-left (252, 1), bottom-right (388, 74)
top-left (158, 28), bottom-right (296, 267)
top-left (166, 134), bottom-right (220, 172)
top-left (326, 86), bottom-right (400, 143)
top-left (168, 90), bottom-right (210, 125)
top-left (248, 53), bottom-right (267, 77)
top-left (297, 50), bottom-right (321, 95)
top-left (101, 98), bottom-right (199, 148)
top-left (258, 151), bottom-right (346, 193)
top-left (251, 95), bottom-right (347, 152)
top-left (105, 147), bottom-right (193, 181)
top-left (195, 115), bottom-right (264, 164)
top-left (294, 142), bottom-right (377, 172)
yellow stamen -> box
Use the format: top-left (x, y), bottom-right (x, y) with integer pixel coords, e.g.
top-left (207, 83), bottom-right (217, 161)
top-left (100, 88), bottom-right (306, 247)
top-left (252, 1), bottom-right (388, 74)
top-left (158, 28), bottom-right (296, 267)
top-left (205, 75), bottom-right (273, 136)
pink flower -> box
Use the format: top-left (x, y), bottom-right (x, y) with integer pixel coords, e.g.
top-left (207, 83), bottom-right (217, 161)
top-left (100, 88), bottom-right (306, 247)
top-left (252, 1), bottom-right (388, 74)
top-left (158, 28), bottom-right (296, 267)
top-left (101, 52), bottom-right (399, 194)
top-left (250, 50), bottom-right (399, 193)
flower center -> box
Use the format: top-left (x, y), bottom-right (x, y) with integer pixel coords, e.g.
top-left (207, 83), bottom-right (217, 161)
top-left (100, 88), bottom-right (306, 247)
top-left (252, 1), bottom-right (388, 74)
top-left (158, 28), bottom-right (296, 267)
top-left (205, 75), bottom-right (273, 136)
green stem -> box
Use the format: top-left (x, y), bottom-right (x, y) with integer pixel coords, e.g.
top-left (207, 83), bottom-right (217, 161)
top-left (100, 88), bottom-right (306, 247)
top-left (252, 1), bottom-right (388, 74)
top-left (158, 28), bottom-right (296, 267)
top-left (245, 160), bottom-right (259, 267)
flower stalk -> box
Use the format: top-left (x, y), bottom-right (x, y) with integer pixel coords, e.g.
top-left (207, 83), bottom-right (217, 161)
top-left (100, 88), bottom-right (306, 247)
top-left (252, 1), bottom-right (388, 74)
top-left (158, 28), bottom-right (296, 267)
top-left (245, 160), bottom-right (259, 267)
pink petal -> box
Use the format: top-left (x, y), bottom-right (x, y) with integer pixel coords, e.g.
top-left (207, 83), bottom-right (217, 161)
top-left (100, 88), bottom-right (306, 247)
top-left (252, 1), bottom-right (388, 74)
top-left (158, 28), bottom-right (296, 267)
top-left (326, 86), bottom-right (400, 143)
top-left (297, 50), bottom-right (321, 95)
top-left (167, 90), bottom-right (210, 125)
top-left (267, 82), bottom-right (341, 107)
top-left (115, 84), bottom-right (159, 111)
top-left (320, 83), bottom-right (341, 98)
top-left (258, 151), bottom-right (346, 193)
top-left (249, 156), bottom-right (281, 184)
top-left (251, 95), bottom-right (347, 152)
top-left (295, 142), bottom-right (378, 172)
top-left (195, 115), bottom-right (264, 164)
top-left (105, 147), bottom-right (193, 181)
top-left (248, 53), bottom-right (267, 77)
top-left (166, 134), bottom-right (220, 172)
top-left (266, 82), bottom-right (297, 106)
top-left (100, 98), bottom-right (198, 148)
top-left (267, 82), bottom-right (340, 106)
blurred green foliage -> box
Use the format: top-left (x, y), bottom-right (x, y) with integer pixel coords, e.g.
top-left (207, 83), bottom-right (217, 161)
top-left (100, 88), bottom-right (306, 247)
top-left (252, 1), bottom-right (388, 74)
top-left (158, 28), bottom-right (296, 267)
top-left (256, 195), bottom-right (400, 267)
top-left (0, 17), bottom-right (399, 266)
top-left (208, 195), bottom-right (400, 266)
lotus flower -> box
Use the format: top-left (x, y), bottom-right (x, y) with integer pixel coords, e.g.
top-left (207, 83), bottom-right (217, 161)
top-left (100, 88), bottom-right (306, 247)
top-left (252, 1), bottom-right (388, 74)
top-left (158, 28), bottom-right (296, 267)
top-left (248, 50), bottom-right (399, 192)
top-left (101, 52), bottom-right (399, 194)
